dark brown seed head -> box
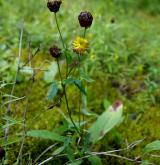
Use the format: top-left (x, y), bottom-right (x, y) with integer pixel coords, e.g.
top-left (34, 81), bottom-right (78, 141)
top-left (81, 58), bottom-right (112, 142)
top-left (0, 147), bottom-right (5, 160)
top-left (49, 45), bottom-right (61, 58)
top-left (78, 11), bottom-right (93, 28)
top-left (110, 17), bottom-right (115, 24)
top-left (47, 0), bottom-right (62, 13)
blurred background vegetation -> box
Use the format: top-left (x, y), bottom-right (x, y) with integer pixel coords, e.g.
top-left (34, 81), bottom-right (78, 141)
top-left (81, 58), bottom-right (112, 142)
top-left (0, 0), bottom-right (160, 164)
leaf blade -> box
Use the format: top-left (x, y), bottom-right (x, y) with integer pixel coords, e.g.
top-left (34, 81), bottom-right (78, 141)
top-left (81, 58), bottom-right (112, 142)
top-left (89, 101), bottom-right (123, 143)
top-left (47, 82), bottom-right (58, 100)
top-left (26, 130), bottom-right (65, 142)
top-left (143, 140), bottom-right (160, 154)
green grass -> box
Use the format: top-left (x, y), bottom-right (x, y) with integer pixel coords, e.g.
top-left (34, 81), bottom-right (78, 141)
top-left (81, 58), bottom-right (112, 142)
top-left (1, 0), bottom-right (160, 164)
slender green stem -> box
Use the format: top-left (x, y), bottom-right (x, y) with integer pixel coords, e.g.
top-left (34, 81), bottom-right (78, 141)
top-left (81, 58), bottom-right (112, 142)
top-left (54, 13), bottom-right (80, 135)
top-left (81, 28), bottom-right (87, 132)
top-left (66, 67), bottom-right (74, 77)
top-left (56, 59), bottom-right (80, 136)
top-left (63, 86), bottom-right (80, 136)
top-left (54, 13), bottom-right (65, 49)
top-left (57, 59), bottom-right (63, 82)
top-left (54, 13), bottom-right (68, 78)
top-left (77, 54), bottom-right (81, 128)
top-left (83, 28), bottom-right (87, 38)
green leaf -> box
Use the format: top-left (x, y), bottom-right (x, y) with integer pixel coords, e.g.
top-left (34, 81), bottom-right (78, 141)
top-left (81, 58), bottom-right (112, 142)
top-left (26, 130), bottom-right (65, 142)
top-left (80, 69), bottom-right (94, 83)
top-left (89, 101), bottom-right (123, 143)
top-left (52, 146), bottom-right (65, 156)
top-left (47, 82), bottom-right (58, 100)
top-left (67, 160), bottom-right (83, 165)
top-left (53, 120), bottom-right (69, 134)
top-left (143, 140), bottom-right (160, 154)
top-left (74, 79), bottom-right (86, 95)
top-left (63, 77), bottom-right (75, 85)
top-left (63, 77), bottom-right (86, 95)
top-left (44, 62), bottom-right (58, 83)
top-left (88, 156), bottom-right (102, 165)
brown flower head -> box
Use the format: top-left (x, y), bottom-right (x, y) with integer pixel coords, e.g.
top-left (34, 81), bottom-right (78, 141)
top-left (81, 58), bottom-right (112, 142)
top-left (0, 147), bottom-right (5, 160)
top-left (110, 17), bottom-right (115, 24)
top-left (47, 0), bottom-right (62, 13)
top-left (78, 11), bottom-right (93, 28)
top-left (49, 45), bottom-right (61, 58)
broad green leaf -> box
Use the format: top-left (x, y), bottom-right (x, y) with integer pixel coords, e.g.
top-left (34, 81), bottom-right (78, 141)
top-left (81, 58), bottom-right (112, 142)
top-left (44, 62), bottom-right (58, 83)
top-left (88, 156), bottom-right (102, 165)
top-left (63, 77), bottom-right (75, 85)
top-left (89, 101), bottom-right (123, 143)
top-left (67, 160), bottom-right (83, 165)
top-left (26, 130), bottom-right (65, 142)
top-left (143, 140), bottom-right (160, 154)
top-left (47, 82), bottom-right (58, 100)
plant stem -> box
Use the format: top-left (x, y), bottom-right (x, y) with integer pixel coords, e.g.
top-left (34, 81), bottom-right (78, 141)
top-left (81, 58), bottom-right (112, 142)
top-left (83, 28), bottom-right (87, 38)
top-left (81, 28), bottom-right (87, 132)
top-left (77, 54), bottom-right (81, 128)
top-left (56, 59), bottom-right (80, 136)
top-left (63, 86), bottom-right (80, 135)
top-left (54, 13), bottom-right (68, 78)
top-left (57, 59), bottom-right (63, 82)
top-left (54, 13), bottom-right (65, 49)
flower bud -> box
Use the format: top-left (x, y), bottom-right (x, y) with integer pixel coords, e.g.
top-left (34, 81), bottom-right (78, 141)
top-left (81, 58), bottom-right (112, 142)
top-left (110, 17), bottom-right (115, 24)
top-left (47, 0), bottom-right (62, 13)
top-left (78, 11), bottom-right (93, 28)
top-left (49, 45), bottom-right (61, 58)
top-left (0, 147), bottom-right (5, 160)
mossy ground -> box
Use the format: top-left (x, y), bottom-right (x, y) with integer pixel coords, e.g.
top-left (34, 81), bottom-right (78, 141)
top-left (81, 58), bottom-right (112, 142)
top-left (1, 0), bottom-right (160, 164)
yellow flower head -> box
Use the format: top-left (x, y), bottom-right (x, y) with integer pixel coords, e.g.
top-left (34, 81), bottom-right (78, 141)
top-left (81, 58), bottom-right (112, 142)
top-left (73, 37), bottom-right (89, 54)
